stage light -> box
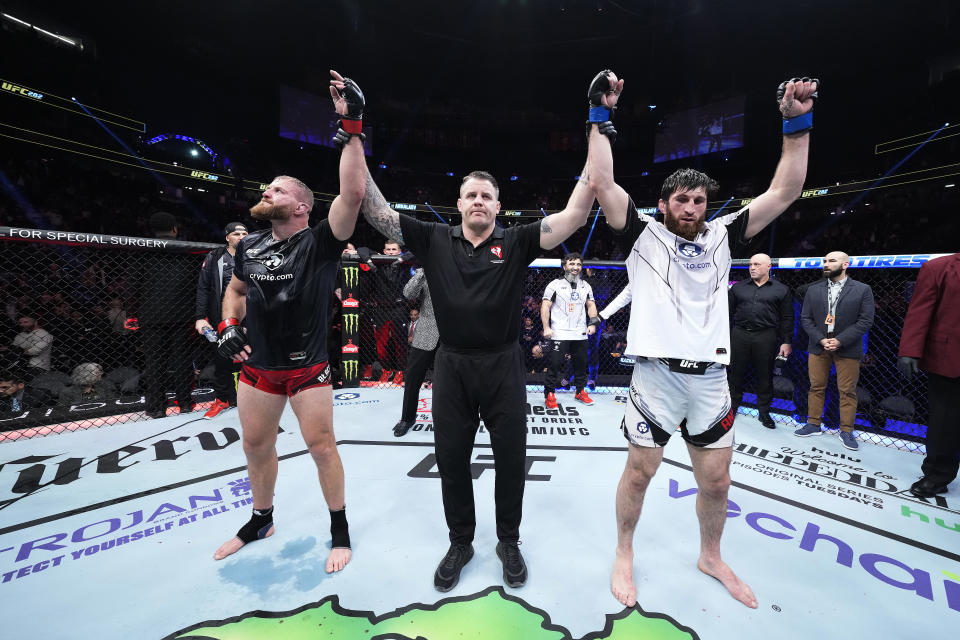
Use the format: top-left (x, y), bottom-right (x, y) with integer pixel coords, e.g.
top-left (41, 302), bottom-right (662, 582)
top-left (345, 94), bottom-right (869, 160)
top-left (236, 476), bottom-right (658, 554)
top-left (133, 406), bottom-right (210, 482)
top-left (446, 172), bottom-right (454, 177)
top-left (1, 12), bottom-right (30, 27)
top-left (574, 175), bottom-right (580, 181)
top-left (190, 149), bottom-right (199, 156)
top-left (648, 105), bottom-right (656, 110)
top-left (378, 162), bottom-right (387, 169)
top-left (510, 175), bottom-right (518, 181)
top-left (946, 183), bottom-right (956, 188)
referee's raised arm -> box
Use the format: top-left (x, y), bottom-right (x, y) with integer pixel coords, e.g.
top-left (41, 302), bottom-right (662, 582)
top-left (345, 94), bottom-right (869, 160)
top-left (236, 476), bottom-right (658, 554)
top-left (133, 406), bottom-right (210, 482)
top-left (360, 170), bottom-right (404, 245)
top-left (539, 160), bottom-right (596, 250)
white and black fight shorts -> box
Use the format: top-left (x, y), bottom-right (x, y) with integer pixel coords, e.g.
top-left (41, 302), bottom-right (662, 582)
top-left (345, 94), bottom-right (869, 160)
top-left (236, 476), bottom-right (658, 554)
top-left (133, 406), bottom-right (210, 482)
top-left (621, 357), bottom-right (735, 449)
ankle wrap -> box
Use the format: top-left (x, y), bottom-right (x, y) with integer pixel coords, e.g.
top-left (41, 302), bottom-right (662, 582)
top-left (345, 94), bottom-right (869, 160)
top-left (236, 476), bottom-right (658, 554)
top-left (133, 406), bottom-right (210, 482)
top-left (236, 506), bottom-right (274, 544)
top-left (330, 507), bottom-right (351, 549)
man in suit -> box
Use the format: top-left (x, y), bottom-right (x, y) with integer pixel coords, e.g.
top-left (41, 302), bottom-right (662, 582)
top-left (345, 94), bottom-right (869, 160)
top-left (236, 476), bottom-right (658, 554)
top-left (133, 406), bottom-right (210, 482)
top-left (795, 251), bottom-right (875, 450)
top-left (393, 269), bottom-right (439, 437)
top-left (897, 253), bottom-right (960, 497)
top-left (0, 366), bottom-right (52, 426)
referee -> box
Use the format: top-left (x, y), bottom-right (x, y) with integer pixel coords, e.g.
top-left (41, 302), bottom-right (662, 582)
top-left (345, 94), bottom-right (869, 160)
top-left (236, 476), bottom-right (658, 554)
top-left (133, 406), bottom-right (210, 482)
top-left (727, 253), bottom-right (794, 428)
top-left (359, 163), bottom-right (594, 591)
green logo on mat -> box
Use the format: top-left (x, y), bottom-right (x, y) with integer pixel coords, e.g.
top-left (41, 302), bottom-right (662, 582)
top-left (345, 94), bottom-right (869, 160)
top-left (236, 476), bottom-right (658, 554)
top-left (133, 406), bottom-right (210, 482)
top-left (167, 587), bottom-right (700, 640)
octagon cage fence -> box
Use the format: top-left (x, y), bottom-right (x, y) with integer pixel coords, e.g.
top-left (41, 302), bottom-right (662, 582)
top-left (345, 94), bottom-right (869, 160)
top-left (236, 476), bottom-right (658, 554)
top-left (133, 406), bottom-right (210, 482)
top-left (0, 226), bottom-right (941, 453)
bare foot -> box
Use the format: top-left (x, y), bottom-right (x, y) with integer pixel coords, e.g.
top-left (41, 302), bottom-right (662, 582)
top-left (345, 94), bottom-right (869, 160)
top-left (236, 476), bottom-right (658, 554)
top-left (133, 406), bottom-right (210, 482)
top-left (212, 526), bottom-right (274, 561)
top-left (610, 549), bottom-right (637, 607)
top-left (698, 556), bottom-right (757, 608)
top-left (326, 547), bottom-right (352, 573)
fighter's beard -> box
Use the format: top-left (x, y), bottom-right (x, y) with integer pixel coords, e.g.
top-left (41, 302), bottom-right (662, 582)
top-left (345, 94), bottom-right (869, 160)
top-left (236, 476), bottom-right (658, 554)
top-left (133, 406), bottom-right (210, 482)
top-left (250, 201), bottom-right (291, 221)
top-left (664, 213), bottom-right (704, 242)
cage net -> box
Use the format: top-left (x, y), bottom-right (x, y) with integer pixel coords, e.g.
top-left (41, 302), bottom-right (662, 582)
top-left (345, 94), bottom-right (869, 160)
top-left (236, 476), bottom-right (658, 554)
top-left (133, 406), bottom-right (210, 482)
top-left (0, 228), bottom-right (216, 438)
top-left (0, 227), bottom-right (938, 452)
top-left (347, 254), bottom-right (936, 451)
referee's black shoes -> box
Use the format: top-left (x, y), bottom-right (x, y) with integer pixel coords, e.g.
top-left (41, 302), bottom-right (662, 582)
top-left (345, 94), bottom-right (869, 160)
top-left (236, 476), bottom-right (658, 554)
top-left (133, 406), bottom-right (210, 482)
top-left (910, 477), bottom-right (949, 498)
top-left (434, 543), bottom-right (474, 592)
top-left (758, 411), bottom-right (776, 429)
top-left (393, 420), bottom-right (413, 437)
top-left (496, 541), bottom-right (528, 588)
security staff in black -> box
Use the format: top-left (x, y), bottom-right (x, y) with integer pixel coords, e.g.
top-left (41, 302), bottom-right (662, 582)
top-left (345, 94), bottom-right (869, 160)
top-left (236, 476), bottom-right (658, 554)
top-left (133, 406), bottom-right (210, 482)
top-left (140, 211), bottom-right (204, 419)
top-left (359, 167), bottom-right (595, 592)
top-left (727, 253), bottom-right (794, 428)
top-left (195, 222), bottom-right (248, 417)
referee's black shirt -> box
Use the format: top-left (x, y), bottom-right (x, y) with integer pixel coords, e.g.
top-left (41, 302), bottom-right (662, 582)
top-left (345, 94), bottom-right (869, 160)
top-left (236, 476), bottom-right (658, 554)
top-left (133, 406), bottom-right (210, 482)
top-left (728, 277), bottom-right (794, 343)
top-left (399, 217), bottom-right (542, 349)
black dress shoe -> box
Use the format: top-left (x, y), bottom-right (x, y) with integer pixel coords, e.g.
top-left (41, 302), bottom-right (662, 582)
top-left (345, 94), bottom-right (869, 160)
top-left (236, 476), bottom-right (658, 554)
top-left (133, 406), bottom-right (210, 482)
top-left (758, 412), bottom-right (776, 429)
top-left (910, 477), bottom-right (949, 498)
top-left (393, 420), bottom-right (413, 437)
top-left (434, 543), bottom-right (474, 592)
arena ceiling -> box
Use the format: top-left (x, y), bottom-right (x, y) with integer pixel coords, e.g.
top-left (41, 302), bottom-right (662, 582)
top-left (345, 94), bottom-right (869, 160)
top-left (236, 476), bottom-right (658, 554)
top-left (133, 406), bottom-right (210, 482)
top-left (5, 0), bottom-right (959, 138)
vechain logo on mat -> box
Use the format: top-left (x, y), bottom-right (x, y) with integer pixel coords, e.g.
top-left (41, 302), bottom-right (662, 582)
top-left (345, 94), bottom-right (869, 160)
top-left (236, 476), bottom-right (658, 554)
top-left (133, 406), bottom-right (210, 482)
top-left (668, 479), bottom-right (960, 613)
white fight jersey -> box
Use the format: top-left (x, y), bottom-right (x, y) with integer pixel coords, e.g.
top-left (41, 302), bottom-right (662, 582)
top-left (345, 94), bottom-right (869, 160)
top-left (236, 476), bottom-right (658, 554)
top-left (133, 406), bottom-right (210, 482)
top-left (614, 199), bottom-right (751, 364)
top-left (543, 277), bottom-right (594, 341)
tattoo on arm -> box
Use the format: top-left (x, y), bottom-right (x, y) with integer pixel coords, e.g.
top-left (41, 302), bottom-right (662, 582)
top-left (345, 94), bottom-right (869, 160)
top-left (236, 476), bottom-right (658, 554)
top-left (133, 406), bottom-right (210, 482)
top-left (541, 219), bottom-right (553, 234)
top-left (362, 173), bottom-right (403, 243)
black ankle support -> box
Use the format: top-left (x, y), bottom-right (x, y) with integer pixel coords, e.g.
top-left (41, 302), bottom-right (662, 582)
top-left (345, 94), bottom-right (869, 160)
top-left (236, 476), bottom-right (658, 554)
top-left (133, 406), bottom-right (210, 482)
top-left (236, 506), bottom-right (274, 544)
top-left (330, 507), bottom-right (351, 549)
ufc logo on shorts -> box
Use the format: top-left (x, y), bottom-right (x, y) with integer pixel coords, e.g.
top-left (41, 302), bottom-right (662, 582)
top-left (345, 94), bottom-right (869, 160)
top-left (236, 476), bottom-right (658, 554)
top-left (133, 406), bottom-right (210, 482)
top-left (679, 360), bottom-right (697, 368)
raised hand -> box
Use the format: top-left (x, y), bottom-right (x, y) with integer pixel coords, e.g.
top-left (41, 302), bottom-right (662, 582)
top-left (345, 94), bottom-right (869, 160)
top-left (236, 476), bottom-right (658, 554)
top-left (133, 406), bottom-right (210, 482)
top-left (329, 70), bottom-right (365, 120)
top-left (777, 77), bottom-right (819, 119)
top-left (588, 70), bottom-right (624, 111)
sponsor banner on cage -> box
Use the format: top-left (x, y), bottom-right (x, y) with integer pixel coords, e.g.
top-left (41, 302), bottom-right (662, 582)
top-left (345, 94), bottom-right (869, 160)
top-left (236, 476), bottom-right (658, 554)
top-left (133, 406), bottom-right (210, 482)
top-left (0, 227), bottom-right (219, 252)
top-left (775, 254), bottom-right (952, 270)
top-left (0, 389), bottom-right (215, 434)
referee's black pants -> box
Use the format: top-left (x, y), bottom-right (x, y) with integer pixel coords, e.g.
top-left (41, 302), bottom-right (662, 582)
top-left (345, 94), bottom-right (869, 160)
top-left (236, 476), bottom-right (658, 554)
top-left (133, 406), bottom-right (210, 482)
top-left (400, 345), bottom-right (436, 422)
top-left (921, 373), bottom-right (960, 486)
top-left (432, 342), bottom-right (527, 544)
top-left (544, 339), bottom-right (588, 395)
top-left (727, 326), bottom-right (778, 413)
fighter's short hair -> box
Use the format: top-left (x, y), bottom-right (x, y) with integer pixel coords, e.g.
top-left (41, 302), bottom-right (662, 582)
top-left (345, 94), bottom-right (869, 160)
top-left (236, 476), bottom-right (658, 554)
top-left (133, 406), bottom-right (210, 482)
top-left (274, 175), bottom-right (315, 213)
top-left (660, 168), bottom-right (719, 201)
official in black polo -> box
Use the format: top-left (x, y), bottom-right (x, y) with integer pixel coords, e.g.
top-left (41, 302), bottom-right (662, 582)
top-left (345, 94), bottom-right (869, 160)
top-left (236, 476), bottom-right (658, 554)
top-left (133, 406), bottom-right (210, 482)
top-left (727, 253), bottom-right (794, 428)
top-left (359, 167), bottom-right (595, 592)
top-left (195, 222), bottom-right (248, 418)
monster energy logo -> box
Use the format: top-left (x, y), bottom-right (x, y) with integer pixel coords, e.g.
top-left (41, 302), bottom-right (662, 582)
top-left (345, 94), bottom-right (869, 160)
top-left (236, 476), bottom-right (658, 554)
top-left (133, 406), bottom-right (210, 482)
top-left (342, 360), bottom-right (358, 380)
top-left (343, 313), bottom-right (359, 334)
top-left (343, 266), bottom-right (359, 288)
